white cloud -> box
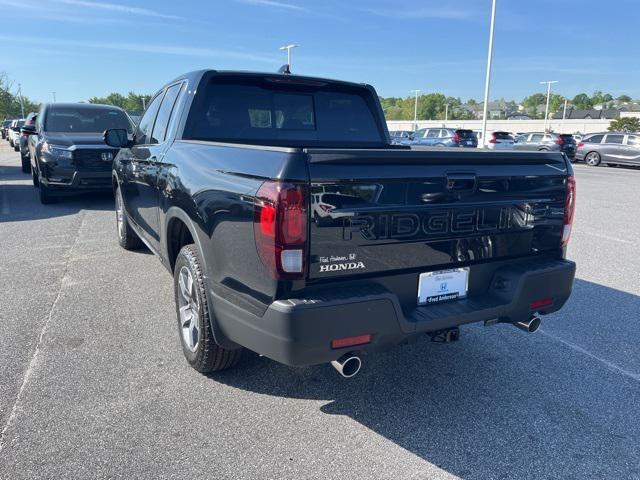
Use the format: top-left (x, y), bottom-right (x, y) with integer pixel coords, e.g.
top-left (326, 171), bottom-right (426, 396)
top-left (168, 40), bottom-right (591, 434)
top-left (364, 7), bottom-right (471, 20)
top-left (52, 0), bottom-right (182, 19)
top-left (0, 35), bottom-right (278, 63)
top-left (235, 0), bottom-right (308, 12)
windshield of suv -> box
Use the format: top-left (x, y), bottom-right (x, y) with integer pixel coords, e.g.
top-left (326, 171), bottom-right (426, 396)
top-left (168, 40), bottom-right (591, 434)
top-left (185, 76), bottom-right (386, 148)
top-left (45, 107), bottom-right (133, 134)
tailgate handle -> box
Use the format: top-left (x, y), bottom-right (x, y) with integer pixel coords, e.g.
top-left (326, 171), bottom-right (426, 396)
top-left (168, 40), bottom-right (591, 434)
top-left (446, 173), bottom-right (477, 193)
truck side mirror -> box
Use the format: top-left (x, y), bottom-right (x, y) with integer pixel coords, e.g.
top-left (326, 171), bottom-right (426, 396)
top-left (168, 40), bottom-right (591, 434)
top-left (104, 128), bottom-right (130, 148)
top-left (21, 125), bottom-right (36, 135)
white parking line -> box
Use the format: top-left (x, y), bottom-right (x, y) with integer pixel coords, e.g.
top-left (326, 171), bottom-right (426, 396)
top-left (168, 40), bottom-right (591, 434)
top-left (540, 330), bottom-right (640, 383)
top-left (0, 212), bottom-right (86, 454)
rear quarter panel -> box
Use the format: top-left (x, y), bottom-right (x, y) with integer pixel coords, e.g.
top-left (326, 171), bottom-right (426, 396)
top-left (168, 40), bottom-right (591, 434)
top-left (159, 141), bottom-right (308, 314)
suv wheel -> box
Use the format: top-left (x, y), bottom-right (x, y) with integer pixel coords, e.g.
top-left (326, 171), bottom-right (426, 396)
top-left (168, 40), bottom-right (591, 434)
top-left (20, 151), bottom-right (31, 173)
top-left (31, 164), bottom-right (39, 187)
top-left (174, 244), bottom-right (243, 373)
top-left (115, 187), bottom-right (143, 250)
top-left (585, 151), bottom-right (601, 166)
top-left (38, 182), bottom-right (55, 204)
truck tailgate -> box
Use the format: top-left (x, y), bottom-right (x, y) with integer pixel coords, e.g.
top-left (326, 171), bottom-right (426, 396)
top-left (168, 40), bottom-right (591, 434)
top-left (306, 149), bottom-right (569, 280)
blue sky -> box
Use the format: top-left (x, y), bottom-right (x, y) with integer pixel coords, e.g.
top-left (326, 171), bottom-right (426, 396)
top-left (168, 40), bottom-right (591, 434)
top-left (1, 0), bottom-right (638, 103)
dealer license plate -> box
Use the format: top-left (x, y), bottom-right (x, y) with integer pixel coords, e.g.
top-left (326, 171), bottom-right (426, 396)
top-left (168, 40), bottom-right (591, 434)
top-left (417, 268), bottom-right (469, 305)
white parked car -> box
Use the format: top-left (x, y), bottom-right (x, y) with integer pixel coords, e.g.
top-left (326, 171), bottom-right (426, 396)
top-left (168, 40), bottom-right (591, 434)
top-left (486, 131), bottom-right (515, 149)
top-left (8, 119), bottom-right (25, 151)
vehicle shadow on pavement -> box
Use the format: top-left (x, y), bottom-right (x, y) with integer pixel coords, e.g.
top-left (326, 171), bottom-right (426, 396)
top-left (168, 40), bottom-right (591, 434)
top-left (0, 184), bottom-right (114, 223)
top-left (0, 165), bottom-right (27, 177)
top-left (211, 278), bottom-right (640, 479)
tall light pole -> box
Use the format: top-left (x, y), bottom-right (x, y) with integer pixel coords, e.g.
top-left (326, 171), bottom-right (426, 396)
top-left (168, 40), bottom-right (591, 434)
top-left (52, 91), bottom-right (57, 103)
top-left (17, 83), bottom-right (25, 118)
top-left (480, 0), bottom-right (497, 148)
top-left (410, 89), bottom-right (421, 131)
top-left (279, 44), bottom-right (299, 70)
top-left (444, 103), bottom-right (449, 122)
top-left (540, 80), bottom-right (558, 132)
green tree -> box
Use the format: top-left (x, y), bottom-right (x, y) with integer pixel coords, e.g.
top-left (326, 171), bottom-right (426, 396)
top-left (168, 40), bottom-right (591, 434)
top-left (523, 93), bottom-right (546, 109)
top-left (617, 94), bottom-right (632, 103)
top-left (0, 72), bottom-right (40, 119)
top-left (547, 94), bottom-right (566, 117)
top-left (608, 117), bottom-right (640, 133)
top-left (591, 91), bottom-right (613, 106)
top-left (572, 93), bottom-right (592, 110)
top-left (88, 91), bottom-right (151, 112)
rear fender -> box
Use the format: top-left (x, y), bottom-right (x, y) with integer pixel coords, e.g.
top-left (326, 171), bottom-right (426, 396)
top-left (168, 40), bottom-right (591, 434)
top-left (164, 206), bottom-right (239, 350)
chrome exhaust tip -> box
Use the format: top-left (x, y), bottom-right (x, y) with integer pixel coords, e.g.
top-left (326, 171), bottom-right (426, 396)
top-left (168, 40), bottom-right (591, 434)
top-left (331, 353), bottom-right (362, 378)
top-left (514, 315), bottom-right (542, 333)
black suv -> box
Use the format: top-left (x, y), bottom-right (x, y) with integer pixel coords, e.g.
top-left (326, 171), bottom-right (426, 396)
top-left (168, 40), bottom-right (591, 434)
top-left (29, 103), bottom-right (133, 204)
top-left (19, 112), bottom-right (37, 173)
top-left (1, 119), bottom-right (13, 140)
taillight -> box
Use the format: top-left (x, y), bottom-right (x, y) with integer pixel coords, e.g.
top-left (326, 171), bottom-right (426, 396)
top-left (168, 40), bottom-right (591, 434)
top-left (452, 132), bottom-right (460, 144)
top-left (21, 131), bottom-right (29, 138)
top-left (254, 181), bottom-right (307, 278)
top-left (577, 142), bottom-right (584, 149)
top-left (556, 136), bottom-right (564, 145)
top-left (561, 176), bottom-right (576, 246)
top-left (489, 133), bottom-right (497, 144)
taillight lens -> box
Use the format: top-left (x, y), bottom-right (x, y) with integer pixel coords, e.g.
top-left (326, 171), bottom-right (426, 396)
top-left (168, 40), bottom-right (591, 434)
top-left (489, 133), bottom-right (497, 144)
top-left (577, 142), bottom-right (584, 149)
top-left (452, 132), bottom-right (460, 144)
top-left (254, 181), bottom-right (307, 278)
top-left (561, 176), bottom-right (576, 246)
top-left (556, 136), bottom-right (564, 145)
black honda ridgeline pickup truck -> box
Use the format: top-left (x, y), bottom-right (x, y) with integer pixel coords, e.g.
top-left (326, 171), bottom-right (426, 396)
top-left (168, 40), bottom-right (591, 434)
top-left (105, 70), bottom-right (576, 378)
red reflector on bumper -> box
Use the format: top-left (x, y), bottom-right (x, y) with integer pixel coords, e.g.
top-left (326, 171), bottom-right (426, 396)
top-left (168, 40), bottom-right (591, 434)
top-left (331, 334), bottom-right (372, 349)
top-left (530, 298), bottom-right (553, 309)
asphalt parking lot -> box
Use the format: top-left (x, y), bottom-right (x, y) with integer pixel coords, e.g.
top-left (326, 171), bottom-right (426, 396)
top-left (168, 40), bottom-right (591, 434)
top-left (0, 143), bottom-right (639, 479)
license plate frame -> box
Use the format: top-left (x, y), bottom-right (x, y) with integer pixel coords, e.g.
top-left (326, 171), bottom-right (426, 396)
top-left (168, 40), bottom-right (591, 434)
top-left (417, 268), bottom-right (469, 306)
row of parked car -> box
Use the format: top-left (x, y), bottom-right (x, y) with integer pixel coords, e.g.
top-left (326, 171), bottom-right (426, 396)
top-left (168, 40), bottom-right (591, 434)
top-left (389, 128), bottom-right (640, 166)
top-left (2, 103), bottom-right (133, 203)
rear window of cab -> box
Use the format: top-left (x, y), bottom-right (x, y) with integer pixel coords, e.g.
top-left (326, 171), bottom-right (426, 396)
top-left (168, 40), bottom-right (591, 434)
top-left (184, 75), bottom-right (386, 148)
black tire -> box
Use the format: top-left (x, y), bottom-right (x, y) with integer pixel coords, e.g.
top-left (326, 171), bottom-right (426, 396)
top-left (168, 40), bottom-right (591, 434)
top-left (38, 182), bottom-right (55, 204)
top-left (174, 244), bottom-right (243, 373)
top-left (585, 151), bottom-right (601, 166)
top-left (31, 164), bottom-right (39, 187)
top-left (14, 145), bottom-right (19, 152)
top-left (115, 187), bottom-right (143, 250)
top-left (21, 152), bottom-right (31, 173)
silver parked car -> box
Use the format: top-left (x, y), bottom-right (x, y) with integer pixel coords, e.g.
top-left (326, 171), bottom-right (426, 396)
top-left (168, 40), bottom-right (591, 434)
top-left (513, 132), bottom-right (576, 159)
top-left (575, 132), bottom-right (640, 167)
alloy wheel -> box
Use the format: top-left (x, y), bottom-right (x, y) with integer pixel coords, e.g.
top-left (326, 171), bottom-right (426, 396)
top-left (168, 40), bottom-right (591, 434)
top-left (177, 266), bottom-right (200, 352)
top-left (586, 152), bottom-right (600, 166)
top-left (115, 190), bottom-right (125, 240)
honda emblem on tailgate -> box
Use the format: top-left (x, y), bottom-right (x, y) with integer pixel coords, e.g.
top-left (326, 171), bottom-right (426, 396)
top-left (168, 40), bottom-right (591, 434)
top-left (101, 152), bottom-right (114, 162)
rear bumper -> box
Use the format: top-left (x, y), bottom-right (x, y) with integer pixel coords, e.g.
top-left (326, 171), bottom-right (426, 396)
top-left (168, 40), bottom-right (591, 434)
top-left (212, 257), bottom-right (576, 366)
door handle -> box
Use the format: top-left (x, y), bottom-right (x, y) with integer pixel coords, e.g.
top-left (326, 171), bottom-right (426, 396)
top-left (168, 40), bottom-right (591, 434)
top-left (446, 173), bottom-right (477, 193)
